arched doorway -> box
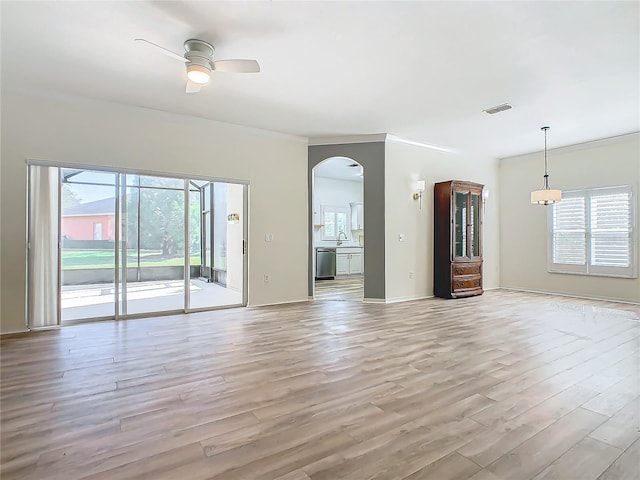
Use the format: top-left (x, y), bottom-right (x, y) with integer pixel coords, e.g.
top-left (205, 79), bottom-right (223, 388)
top-left (311, 156), bottom-right (364, 301)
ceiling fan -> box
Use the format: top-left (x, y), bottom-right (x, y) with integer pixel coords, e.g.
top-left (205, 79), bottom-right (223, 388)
top-left (135, 38), bottom-right (260, 94)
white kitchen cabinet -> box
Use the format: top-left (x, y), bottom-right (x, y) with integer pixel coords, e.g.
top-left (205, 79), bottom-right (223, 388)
top-left (336, 249), bottom-right (363, 275)
top-left (350, 202), bottom-right (364, 230)
top-left (348, 253), bottom-right (362, 274)
top-left (336, 253), bottom-right (350, 275)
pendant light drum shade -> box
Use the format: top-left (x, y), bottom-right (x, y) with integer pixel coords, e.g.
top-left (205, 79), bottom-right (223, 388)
top-left (531, 188), bottom-right (562, 205)
top-left (531, 126), bottom-right (562, 205)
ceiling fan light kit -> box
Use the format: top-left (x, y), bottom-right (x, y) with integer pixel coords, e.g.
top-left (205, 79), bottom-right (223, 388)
top-left (135, 37), bottom-right (260, 93)
top-left (186, 64), bottom-right (211, 84)
top-left (184, 39), bottom-right (214, 84)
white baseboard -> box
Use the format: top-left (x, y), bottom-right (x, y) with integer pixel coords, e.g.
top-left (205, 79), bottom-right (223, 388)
top-left (26, 325), bottom-right (62, 332)
top-left (362, 298), bottom-right (386, 304)
top-left (384, 295), bottom-right (433, 304)
top-left (0, 328), bottom-right (30, 336)
top-left (500, 287), bottom-right (640, 305)
top-left (249, 298), bottom-right (310, 308)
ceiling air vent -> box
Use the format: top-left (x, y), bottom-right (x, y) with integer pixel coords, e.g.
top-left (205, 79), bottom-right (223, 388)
top-left (483, 103), bottom-right (512, 115)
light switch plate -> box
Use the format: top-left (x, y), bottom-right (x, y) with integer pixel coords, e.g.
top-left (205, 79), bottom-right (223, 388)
top-left (398, 234), bottom-right (405, 242)
top-left (265, 233), bottom-right (274, 242)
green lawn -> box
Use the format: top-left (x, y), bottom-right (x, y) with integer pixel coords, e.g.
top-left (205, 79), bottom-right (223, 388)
top-left (62, 249), bottom-right (201, 270)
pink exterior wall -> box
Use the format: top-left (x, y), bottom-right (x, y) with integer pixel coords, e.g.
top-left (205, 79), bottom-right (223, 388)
top-left (62, 215), bottom-right (115, 240)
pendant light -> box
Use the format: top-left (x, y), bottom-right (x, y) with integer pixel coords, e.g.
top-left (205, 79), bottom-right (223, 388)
top-left (531, 126), bottom-right (562, 205)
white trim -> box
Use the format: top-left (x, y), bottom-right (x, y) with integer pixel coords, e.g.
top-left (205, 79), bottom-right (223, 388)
top-left (308, 133), bottom-right (458, 154)
top-left (384, 295), bottom-right (433, 304)
top-left (248, 299), bottom-right (310, 308)
top-left (362, 298), bottom-right (386, 304)
top-left (499, 287), bottom-right (640, 307)
top-left (386, 135), bottom-right (457, 154)
top-left (27, 325), bottom-right (62, 332)
top-left (501, 131), bottom-right (640, 161)
top-left (309, 134), bottom-right (387, 146)
top-left (0, 328), bottom-right (31, 336)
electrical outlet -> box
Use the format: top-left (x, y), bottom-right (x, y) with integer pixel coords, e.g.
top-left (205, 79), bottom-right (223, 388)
top-left (398, 234), bottom-right (405, 242)
top-left (265, 233), bottom-right (274, 242)
top-left (263, 274), bottom-right (270, 283)
top-left (409, 271), bottom-right (414, 279)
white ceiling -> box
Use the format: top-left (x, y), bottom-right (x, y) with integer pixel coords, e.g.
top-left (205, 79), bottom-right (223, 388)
top-left (2, 1), bottom-right (638, 159)
top-left (314, 156), bottom-right (364, 182)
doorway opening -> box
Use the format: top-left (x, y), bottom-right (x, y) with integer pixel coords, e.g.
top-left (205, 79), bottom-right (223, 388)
top-left (311, 157), bottom-right (364, 301)
top-left (27, 164), bottom-right (248, 328)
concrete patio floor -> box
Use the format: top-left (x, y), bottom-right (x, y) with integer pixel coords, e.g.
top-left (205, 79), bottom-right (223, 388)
top-left (61, 279), bottom-right (242, 321)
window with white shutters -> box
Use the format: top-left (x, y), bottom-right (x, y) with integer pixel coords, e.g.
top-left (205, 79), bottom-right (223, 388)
top-left (321, 205), bottom-right (350, 241)
top-left (552, 195), bottom-right (586, 268)
top-left (548, 185), bottom-right (636, 278)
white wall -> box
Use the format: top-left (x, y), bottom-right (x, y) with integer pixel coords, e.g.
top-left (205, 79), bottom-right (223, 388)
top-left (0, 92), bottom-right (309, 333)
top-left (499, 133), bottom-right (640, 303)
top-left (312, 176), bottom-right (363, 247)
top-left (384, 140), bottom-right (500, 302)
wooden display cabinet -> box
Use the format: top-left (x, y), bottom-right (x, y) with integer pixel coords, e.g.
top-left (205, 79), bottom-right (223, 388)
top-left (434, 180), bottom-right (484, 299)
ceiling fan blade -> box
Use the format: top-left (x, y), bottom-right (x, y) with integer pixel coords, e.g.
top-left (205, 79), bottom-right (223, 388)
top-left (134, 38), bottom-right (186, 62)
top-left (212, 59), bottom-right (260, 73)
top-left (185, 80), bottom-right (202, 94)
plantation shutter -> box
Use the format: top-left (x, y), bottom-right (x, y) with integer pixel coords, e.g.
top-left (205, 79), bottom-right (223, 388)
top-left (549, 185), bottom-right (636, 277)
top-left (552, 194), bottom-right (586, 269)
top-left (589, 186), bottom-right (633, 273)
top-left (321, 205), bottom-right (350, 241)
top-left (324, 210), bottom-right (336, 238)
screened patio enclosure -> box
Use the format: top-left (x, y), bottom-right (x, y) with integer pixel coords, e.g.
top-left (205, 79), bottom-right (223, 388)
top-left (27, 164), bottom-right (247, 327)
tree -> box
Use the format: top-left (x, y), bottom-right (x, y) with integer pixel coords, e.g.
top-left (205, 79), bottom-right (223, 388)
top-left (124, 178), bottom-right (200, 258)
top-left (62, 184), bottom-right (82, 207)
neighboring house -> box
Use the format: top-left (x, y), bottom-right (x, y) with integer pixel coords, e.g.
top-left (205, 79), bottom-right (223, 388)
top-left (62, 198), bottom-right (115, 241)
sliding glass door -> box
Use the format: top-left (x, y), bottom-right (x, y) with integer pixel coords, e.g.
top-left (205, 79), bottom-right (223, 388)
top-left (60, 169), bottom-right (118, 322)
top-left (120, 175), bottom-right (186, 316)
top-left (27, 164), bottom-right (247, 327)
top-left (189, 181), bottom-right (245, 309)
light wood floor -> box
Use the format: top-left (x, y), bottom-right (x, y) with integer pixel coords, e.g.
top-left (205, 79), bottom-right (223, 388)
top-left (1, 290), bottom-right (639, 480)
top-left (314, 276), bottom-right (364, 301)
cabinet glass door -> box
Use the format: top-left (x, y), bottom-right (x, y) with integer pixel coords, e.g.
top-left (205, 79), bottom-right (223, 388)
top-left (470, 192), bottom-right (481, 258)
top-left (454, 191), bottom-right (468, 258)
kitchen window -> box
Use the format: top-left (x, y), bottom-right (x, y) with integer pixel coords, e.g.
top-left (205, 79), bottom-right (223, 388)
top-left (548, 185), bottom-right (636, 278)
top-left (321, 205), bottom-right (350, 241)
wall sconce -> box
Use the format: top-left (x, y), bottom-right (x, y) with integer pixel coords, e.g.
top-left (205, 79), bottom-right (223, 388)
top-left (413, 180), bottom-right (426, 209)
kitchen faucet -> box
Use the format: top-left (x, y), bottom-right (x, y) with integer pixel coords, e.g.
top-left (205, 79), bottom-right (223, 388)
top-left (337, 231), bottom-right (348, 246)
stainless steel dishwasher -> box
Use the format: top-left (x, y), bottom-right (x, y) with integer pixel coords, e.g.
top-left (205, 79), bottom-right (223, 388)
top-left (315, 248), bottom-right (336, 279)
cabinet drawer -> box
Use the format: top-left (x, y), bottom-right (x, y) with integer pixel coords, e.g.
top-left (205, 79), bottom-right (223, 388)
top-left (452, 263), bottom-right (481, 276)
top-left (453, 276), bottom-right (481, 291)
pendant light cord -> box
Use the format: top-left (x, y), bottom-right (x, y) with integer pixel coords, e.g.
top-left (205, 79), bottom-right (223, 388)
top-left (542, 126), bottom-right (550, 189)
